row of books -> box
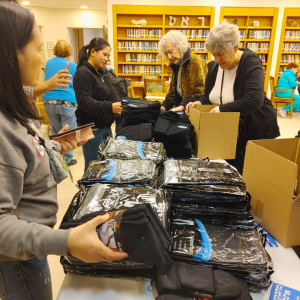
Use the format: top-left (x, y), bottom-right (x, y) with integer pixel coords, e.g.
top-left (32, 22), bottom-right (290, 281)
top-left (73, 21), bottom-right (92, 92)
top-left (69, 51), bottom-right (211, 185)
top-left (258, 54), bottom-right (267, 63)
top-left (195, 53), bottom-right (208, 60)
top-left (282, 43), bottom-right (300, 52)
top-left (188, 42), bottom-right (205, 51)
top-left (170, 29), bottom-right (210, 39)
top-left (246, 42), bottom-right (269, 51)
top-left (121, 65), bottom-right (162, 74)
top-left (126, 29), bottom-right (163, 38)
top-left (248, 30), bottom-right (271, 39)
top-left (125, 53), bottom-right (162, 62)
top-left (279, 66), bottom-right (287, 74)
top-left (240, 30), bottom-right (246, 39)
top-left (118, 41), bottom-right (158, 51)
top-left (284, 30), bottom-right (300, 39)
top-left (281, 55), bottom-right (300, 63)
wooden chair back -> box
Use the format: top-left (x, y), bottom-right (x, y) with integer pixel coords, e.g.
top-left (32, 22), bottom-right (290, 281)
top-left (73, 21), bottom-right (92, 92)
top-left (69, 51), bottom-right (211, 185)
top-left (269, 75), bottom-right (294, 119)
top-left (144, 78), bottom-right (166, 94)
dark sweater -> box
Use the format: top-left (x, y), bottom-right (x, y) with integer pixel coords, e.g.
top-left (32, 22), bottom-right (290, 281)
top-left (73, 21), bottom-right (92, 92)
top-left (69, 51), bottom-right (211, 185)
top-left (74, 61), bottom-right (118, 129)
top-left (199, 49), bottom-right (280, 152)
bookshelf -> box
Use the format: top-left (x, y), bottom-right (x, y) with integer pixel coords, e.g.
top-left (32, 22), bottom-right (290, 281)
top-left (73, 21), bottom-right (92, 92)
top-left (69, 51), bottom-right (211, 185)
top-left (275, 8), bottom-right (300, 86)
top-left (113, 5), bottom-right (215, 85)
top-left (220, 7), bottom-right (278, 93)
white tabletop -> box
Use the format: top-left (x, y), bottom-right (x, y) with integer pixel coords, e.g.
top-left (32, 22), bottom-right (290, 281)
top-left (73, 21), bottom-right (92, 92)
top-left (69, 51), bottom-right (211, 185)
top-left (57, 243), bottom-right (300, 300)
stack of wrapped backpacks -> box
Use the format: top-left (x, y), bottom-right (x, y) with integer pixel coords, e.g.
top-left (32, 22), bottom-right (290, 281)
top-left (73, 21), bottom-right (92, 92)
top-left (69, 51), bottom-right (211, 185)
top-left (59, 112), bottom-right (273, 298)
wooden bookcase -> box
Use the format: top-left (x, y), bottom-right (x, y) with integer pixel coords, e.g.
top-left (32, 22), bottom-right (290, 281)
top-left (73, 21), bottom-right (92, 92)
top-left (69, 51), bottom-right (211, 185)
top-left (220, 7), bottom-right (278, 93)
top-left (112, 5), bottom-right (215, 84)
top-left (275, 8), bottom-right (300, 86)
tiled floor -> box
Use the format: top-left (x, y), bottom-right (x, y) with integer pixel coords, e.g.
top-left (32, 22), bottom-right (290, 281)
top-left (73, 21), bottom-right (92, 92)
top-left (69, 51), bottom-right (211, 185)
top-left (40, 113), bottom-right (300, 300)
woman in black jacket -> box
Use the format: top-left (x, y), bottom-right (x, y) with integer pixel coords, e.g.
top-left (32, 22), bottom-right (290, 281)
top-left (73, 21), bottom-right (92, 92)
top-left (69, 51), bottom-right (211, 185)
top-left (74, 38), bottom-right (122, 171)
top-left (186, 21), bottom-right (280, 174)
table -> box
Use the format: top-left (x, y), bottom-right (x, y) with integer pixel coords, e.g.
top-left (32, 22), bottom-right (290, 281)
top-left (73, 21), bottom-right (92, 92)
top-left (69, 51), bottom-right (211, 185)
top-left (57, 243), bottom-right (300, 300)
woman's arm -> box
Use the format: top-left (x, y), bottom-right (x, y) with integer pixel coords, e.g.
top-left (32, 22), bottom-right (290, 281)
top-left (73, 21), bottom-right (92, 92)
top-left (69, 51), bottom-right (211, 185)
top-left (179, 57), bottom-right (208, 107)
top-left (161, 72), bottom-right (176, 110)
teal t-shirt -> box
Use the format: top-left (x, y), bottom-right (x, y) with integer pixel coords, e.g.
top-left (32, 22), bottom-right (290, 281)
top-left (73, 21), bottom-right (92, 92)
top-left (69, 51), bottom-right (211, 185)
top-left (42, 57), bottom-right (77, 104)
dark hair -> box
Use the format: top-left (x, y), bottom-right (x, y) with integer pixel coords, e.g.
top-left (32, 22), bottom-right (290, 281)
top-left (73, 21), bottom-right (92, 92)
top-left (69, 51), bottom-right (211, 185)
top-left (77, 38), bottom-right (110, 68)
top-left (0, 2), bottom-right (40, 123)
top-left (287, 63), bottom-right (298, 69)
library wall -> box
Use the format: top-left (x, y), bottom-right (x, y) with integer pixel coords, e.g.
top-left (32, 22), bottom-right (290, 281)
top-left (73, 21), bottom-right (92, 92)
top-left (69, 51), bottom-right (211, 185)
top-left (30, 6), bottom-right (107, 61)
top-left (107, 0), bottom-right (299, 96)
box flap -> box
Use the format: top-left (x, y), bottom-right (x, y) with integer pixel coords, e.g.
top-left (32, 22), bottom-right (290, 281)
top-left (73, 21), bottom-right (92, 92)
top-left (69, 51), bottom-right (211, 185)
top-left (243, 141), bottom-right (262, 177)
top-left (294, 139), bottom-right (300, 195)
top-left (286, 201), bottom-right (300, 247)
top-left (259, 147), bottom-right (297, 201)
top-left (189, 107), bottom-right (201, 131)
top-left (250, 138), bottom-right (298, 162)
top-left (193, 104), bottom-right (218, 113)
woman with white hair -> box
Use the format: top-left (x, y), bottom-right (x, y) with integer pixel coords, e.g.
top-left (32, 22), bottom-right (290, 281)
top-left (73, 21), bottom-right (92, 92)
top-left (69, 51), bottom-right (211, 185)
top-left (158, 30), bottom-right (207, 111)
top-left (186, 20), bottom-right (280, 174)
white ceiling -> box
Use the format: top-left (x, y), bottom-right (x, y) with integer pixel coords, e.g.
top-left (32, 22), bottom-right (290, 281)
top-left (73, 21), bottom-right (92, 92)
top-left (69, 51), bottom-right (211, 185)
top-left (25, 0), bottom-right (107, 9)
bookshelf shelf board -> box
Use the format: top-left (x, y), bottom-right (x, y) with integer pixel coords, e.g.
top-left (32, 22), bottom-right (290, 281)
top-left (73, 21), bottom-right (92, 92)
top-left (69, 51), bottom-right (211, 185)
top-left (117, 25), bottom-right (163, 28)
top-left (164, 25), bottom-right (210, 29)
top-left (117, 50), bottom-right (158, 53)
top-left (117, 38), bottom-right (161, 41)
top-left (118, 62), bottom-right (162, 65)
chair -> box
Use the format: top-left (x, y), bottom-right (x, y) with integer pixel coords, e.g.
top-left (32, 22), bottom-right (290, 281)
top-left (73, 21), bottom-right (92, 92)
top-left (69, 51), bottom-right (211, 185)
top-left (127, 85), bottom-right (135, 98)
top-left (144, 78), bottom-right (166, 94)
top-left (163, 81), bottom-right (170, 93)
top-left (141, 74), bottom-right (160, 81)
top-left (269, 76), bottom-right (294, 119)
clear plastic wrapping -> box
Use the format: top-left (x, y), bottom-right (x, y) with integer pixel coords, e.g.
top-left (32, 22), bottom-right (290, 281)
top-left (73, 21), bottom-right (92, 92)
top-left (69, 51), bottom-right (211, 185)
top-left (79, 159), bottom-right (159, 187)
top-left (170, 218), bottom-right (268, 266)
top-left (163, 159), bottom-right (244, 186)
top-left (74, 184), bottom-right (171, 228)
top-left (60, 185), bottom-right (171, 279)
top-left (170, 218), bottom-right (272, 292)
top-left (102, 137), bottom-right (166, 164)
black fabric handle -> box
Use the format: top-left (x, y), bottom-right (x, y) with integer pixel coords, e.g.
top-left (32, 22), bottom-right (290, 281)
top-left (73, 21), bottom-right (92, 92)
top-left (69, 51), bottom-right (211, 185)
top-left (220, 70), bottom-right (225, 105)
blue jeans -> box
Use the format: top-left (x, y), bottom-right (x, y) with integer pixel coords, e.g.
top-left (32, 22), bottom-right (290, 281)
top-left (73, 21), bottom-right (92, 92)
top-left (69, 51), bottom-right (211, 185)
top-left (0, 257), bottom-right (52, 300)
top-left (275, 90), bottom-right (300, 112)
top-left (44, 103), bottom-right (77, 163)
top-left (82, 127), bottom-right (112, 171)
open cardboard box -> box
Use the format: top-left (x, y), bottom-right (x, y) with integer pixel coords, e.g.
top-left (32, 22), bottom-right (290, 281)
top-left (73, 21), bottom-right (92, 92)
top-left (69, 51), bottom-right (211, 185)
top-left (189, 105), bottom-right (240, 159)
top-left (243, 138), bottom-right (300, 247)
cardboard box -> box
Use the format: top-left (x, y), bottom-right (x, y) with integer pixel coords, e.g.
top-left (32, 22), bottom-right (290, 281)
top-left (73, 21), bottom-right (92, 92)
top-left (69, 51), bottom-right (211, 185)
top-left (189, 105), bottom-right (240, 159)
top-left (243, 138), bottom-right (300, 247)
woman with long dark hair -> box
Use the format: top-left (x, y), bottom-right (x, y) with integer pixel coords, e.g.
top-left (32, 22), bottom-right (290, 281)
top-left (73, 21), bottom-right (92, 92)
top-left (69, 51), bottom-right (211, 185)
top-left (74, 38), bottom-right (123, 171)
top-left (0, 3), bottom-right (127, 299)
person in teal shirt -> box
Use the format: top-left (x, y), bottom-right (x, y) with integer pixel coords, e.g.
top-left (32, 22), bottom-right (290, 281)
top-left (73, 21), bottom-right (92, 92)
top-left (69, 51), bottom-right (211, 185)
top-left (43, 40), bottom-right (78, 165)
top-left (276, 63), bottom-right (300, 118)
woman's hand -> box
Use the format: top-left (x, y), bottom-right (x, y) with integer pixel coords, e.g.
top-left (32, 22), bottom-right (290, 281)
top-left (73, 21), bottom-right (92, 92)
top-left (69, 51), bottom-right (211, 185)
top-left (67, 214), bottom-right (128, 263)
top-left (57, 125), bottom-right (88, 154)
top-left (161, 106), bottom-right (166, 111)
top-left (170, 105), bottom-right (184, 112)
top-left (112, 102), bottom-right (123, 114)
top-left (209, 108), bottom-right (216, 113)
top-left (185, 101), bottom-right (201, 116)
top-left (47, 69), bottom-right (72, 90)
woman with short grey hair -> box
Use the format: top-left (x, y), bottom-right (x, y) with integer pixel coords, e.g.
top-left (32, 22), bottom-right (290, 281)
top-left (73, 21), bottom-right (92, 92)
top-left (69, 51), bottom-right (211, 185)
top-left (157, 30), bottom-right (207, 111)
top-left (204, 21), bottom-right (241, 54)
top-left (186, 20), bottom-right (280, 175)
